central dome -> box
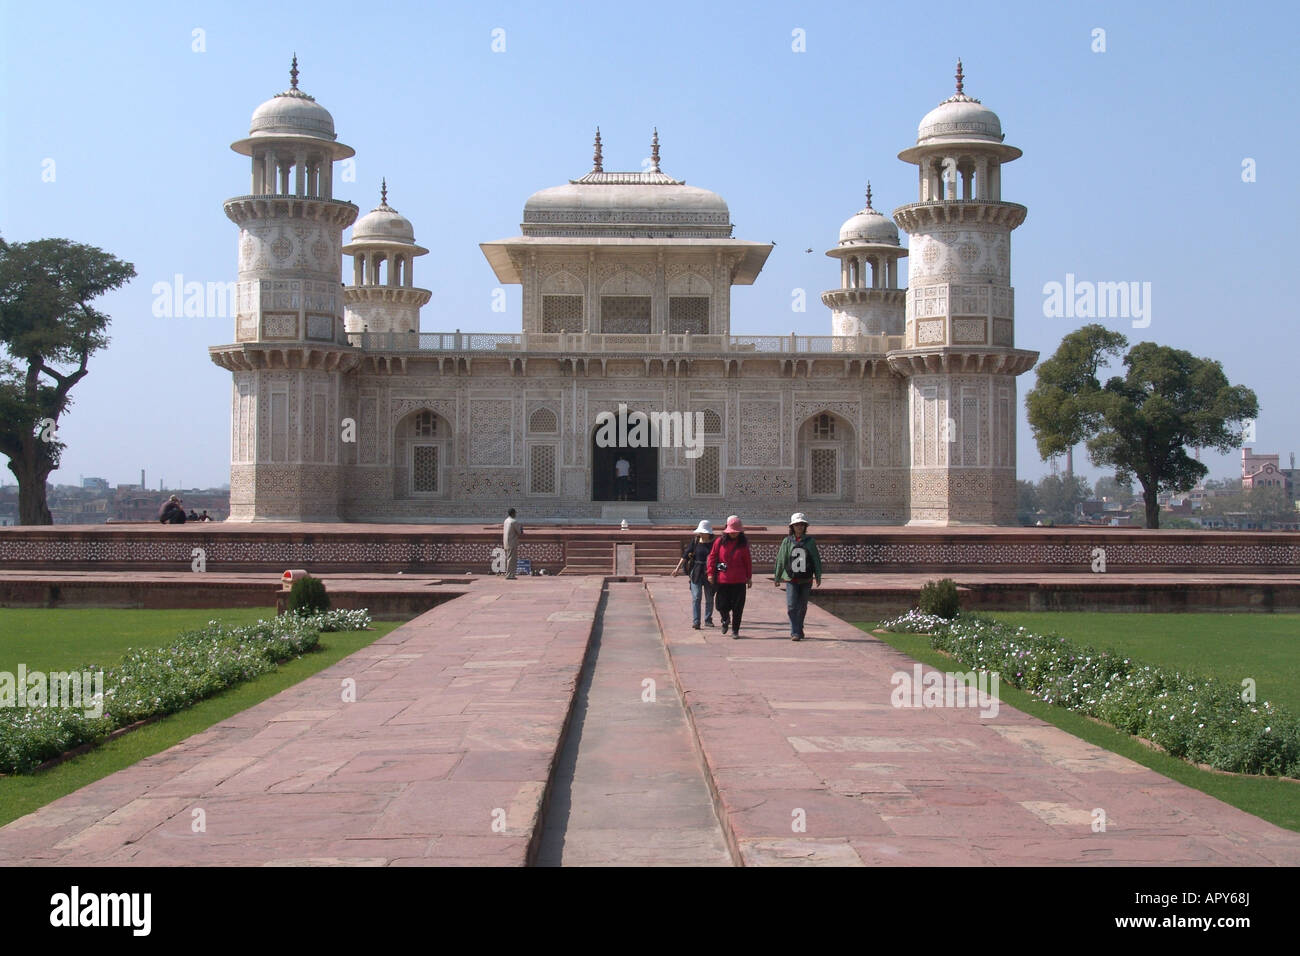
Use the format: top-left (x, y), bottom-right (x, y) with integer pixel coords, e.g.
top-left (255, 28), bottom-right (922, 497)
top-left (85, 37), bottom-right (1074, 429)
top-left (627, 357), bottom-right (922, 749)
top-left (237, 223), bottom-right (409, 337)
top-left (523, 178), bottom-right (732, 238)
top-left (521, 131), bottom-right (733, 238)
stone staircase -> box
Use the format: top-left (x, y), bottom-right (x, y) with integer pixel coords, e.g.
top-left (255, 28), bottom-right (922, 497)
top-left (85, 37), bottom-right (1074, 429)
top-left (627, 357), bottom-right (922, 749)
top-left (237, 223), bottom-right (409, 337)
top-left (559, 539), bottom-right (685, 576)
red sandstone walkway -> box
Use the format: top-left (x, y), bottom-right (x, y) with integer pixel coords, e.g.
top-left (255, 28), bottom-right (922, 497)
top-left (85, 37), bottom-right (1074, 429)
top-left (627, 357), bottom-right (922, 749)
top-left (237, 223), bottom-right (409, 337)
top-left (0, 577), bottom-right (601, 866)
top-left (4, 576), bottom-right (1300, 866)
top-left (645, 579), bottom-right (1300, 866)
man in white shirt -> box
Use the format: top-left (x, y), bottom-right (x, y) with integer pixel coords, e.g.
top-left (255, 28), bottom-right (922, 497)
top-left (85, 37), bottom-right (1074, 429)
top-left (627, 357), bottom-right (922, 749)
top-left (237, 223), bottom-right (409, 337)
top-left (615, 456), bottom-right (631, 501)
top-left (503, 508), bottom-right (522, 579)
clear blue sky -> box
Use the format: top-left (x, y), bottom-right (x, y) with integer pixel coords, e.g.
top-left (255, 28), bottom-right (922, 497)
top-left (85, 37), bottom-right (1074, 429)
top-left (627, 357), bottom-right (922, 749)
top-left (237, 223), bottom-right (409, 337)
top-left (2, 0), bottom-right (1296, 491)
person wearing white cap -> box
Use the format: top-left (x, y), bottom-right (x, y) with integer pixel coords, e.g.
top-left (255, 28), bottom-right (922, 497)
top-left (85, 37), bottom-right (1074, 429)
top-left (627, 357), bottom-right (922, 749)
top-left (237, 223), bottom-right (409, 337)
top-left (671, 519), bottom-right (716, 629)
top-left (773, 512), bottom-right (822, 641)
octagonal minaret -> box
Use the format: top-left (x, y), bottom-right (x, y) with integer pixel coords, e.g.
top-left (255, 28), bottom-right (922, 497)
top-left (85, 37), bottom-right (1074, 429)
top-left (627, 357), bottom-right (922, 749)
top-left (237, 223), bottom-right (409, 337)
top-left (209, 57), bottom-right (360, 521)
top-left (888, 61), bottom-right (1038, 525)
top-left (821, 183), bottom-right (907, 338)
top-left (342, 180), bottom-right (431, 346)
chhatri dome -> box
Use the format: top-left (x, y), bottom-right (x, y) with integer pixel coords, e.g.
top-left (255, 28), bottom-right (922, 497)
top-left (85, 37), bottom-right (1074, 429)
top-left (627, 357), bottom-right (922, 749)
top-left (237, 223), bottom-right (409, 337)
top-left (351, 179), bottom-right (419, 245)
top-left (902, 59), bottom-right (1021, 163)
top-left (837, 184), bottom-right (899, 246)
top-left (521, 129), bottom-right (733, 238)
top-left (236, 55), bottom-right (351, 158)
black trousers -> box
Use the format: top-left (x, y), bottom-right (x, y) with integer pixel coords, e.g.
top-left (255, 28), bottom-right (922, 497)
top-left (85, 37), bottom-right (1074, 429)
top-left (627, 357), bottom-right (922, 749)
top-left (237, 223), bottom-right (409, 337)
top-left (715, 582), bottom-right (748, 631)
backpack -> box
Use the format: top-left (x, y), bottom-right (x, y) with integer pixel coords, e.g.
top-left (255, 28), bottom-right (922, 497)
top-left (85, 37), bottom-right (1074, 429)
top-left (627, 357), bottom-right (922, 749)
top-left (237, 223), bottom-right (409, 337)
top-left (785, 535), bottom-right (814, 583)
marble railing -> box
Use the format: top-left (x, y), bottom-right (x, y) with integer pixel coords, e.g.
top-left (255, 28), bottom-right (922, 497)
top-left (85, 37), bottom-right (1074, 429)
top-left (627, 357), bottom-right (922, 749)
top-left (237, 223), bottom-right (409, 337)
top-left (346, 331), bottom-right (907, 354)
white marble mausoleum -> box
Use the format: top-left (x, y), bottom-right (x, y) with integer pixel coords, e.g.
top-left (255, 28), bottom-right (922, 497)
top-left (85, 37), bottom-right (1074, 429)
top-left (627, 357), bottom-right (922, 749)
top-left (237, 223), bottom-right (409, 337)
top-left (209, 59), bottom-right (1037, 524)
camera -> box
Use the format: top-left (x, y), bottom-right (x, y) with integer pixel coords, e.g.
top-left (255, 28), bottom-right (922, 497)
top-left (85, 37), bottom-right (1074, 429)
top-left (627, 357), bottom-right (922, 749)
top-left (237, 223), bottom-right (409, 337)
top-left (716, 561), bottom-right (728, 571)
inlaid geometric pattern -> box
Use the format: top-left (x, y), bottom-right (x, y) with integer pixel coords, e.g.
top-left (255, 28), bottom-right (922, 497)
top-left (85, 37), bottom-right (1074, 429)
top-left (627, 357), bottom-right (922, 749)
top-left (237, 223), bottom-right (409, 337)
top-left (542, 295), bottom-right (584, 332)
top-left (530, 444), bottom-right (557, 494)
top-left (916, 319), bottom-right (945, 344)
top-left (811, 447), bottom-right (837, 495)
top-left (694, 445), bottom-right (720, 495)
top-left (262, 313), bottom-right (297, 339)
top-left (952, 317), bottom-right (986, 344)
top-left (7, 531), bottom-right (1297, 571)
top-left (600, 295), bottom-right (651, 333)
top-left (469, 401), bottom-right (511, 465)
top-left (669, 296), bottom-right (709, 334)
top-left (306, 314), bottom-right (334, 341)
top-left (740, 402), bottom-right (780, 465)
top-left (412, 445), bottom-right (438, 493)
top-left (529, 407), bottom-right (558, 433)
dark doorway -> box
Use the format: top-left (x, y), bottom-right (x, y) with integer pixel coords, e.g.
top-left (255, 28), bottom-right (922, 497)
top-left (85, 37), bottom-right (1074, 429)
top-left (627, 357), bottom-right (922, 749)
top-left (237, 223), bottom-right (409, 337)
top-left (591, 426), bottom-right (658, 502)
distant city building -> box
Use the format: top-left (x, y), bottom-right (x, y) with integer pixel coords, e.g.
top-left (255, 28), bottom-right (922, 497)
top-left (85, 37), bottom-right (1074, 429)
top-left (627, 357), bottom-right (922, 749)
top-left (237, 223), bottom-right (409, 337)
top-left (1241, 447), bottom-right (1291, 494)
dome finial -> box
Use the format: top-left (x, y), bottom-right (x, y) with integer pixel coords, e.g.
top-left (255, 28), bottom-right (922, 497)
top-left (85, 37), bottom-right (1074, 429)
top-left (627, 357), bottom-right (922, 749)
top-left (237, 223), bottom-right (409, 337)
top-left (593, 127), bottom-right (603, 172)
top-left (381, 177), bottom-right (388, 206)
top-left (290, 53), bottom-right (299, 90)
top-left (955, 58), bottom-right (964, 95)
top-left (865, 181), bottom-right (873, 211)
top-left (651, 128), bottom-right (661, 173)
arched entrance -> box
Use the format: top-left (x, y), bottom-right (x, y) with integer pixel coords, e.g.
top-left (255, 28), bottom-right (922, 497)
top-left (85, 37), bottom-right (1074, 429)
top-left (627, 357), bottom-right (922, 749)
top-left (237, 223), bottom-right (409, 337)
top-left (795, 410), bottom-right (856, 502)
top-left (393, 408), bottom-right (452, 499)
top-left (591, 418), bottom-right (658, 502)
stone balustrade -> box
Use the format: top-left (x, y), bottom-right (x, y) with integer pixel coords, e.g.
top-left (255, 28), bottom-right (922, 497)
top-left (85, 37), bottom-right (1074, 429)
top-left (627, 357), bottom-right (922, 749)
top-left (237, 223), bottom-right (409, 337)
top-left (344, 330), bottom-right (907, 355)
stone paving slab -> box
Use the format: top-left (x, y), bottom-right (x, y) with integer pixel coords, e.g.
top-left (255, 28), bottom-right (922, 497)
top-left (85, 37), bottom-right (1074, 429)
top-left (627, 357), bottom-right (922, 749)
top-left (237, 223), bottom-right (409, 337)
top-left (0, 577), bottom-right (602, 867)
top-left (645, 579), bottom-right (1300, 866)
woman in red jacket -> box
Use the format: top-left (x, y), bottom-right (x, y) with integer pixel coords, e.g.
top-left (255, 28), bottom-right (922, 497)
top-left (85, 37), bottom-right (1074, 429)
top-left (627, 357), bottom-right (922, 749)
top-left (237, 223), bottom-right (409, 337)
top-left (708, 515), bottom-right (753, 638)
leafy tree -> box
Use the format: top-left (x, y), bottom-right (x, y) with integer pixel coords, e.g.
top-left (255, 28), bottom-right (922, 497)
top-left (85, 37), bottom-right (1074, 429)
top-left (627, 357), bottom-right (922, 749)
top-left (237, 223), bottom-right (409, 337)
top-left (1035, 473), bottom-right (1092, 525)
top-left (1026, 325), bottom-right (1257, 529)
top-left (1200, 487), bottom-right (1244, 517)
top-left (1093, 474), bottom-right (1135, 502)
top-left (1025, 325), bottom-right (1127, 470)
top-left (1243, 486), bottom-right (1295, 525)
top-left (1204, 477), bottom-right (1241, 492)
top-left (1016, 479), bottom-right (1039, 525)
top-left (0, 238), bottom-right (135, 524)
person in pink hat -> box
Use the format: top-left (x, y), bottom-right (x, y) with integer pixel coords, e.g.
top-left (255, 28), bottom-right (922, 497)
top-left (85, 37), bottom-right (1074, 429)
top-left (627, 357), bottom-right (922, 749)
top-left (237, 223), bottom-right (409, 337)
top-left (707, 515), bottom-right (753, 637)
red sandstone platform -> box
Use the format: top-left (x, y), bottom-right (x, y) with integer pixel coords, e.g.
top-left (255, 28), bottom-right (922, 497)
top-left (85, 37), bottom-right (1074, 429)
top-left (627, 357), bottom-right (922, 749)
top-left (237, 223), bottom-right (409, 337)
top-left (2, 523), bottom-right (1296, 577)
top-left (3, 568), bottom-right (1298, 614)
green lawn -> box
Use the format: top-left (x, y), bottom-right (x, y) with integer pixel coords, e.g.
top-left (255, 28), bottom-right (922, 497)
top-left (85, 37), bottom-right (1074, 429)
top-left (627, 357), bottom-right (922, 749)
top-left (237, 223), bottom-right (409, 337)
top-left (860, 612), bottom-right (1300, 832)
top-left (989, 612), bottom-right (1300, 714)
top-left (0, 608), bottom-right (404, 827)
top-left (0, 607), bottom-right (282, 671)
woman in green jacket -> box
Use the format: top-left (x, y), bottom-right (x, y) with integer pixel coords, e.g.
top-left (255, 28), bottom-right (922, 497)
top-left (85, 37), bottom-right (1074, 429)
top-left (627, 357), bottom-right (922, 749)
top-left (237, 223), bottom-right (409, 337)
top-left (772, 512), bottom-right (823, 641)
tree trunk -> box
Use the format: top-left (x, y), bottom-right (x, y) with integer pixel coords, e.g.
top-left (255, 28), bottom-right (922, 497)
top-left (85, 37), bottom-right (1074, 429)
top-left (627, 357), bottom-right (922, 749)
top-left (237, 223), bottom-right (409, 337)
top-left (1144, 489), bottom-right (1160, 529)
top-left (12, 439), bottom-right (54, 525)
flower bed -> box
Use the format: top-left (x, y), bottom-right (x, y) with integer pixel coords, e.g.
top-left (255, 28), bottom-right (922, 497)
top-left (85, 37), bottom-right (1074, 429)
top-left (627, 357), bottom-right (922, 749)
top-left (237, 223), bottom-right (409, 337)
top-left (877, 611), bottom-right (1300, 778)
top-left (0, 609), bottom-right (372, 774)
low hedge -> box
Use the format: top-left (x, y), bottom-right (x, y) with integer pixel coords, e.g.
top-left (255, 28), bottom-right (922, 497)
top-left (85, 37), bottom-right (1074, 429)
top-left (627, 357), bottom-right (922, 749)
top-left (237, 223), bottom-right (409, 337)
top-left (0, 608), bottom-right (371, 774)
top-left (878, 611), bottom-right (1300, 779)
